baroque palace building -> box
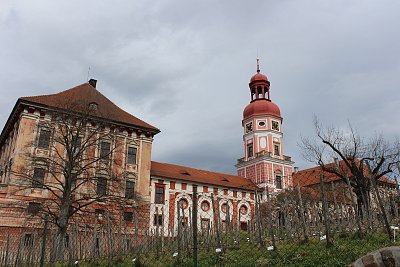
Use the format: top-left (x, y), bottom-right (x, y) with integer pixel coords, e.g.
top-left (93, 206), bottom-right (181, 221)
top-left (0, 75), bottom-right (259, 234)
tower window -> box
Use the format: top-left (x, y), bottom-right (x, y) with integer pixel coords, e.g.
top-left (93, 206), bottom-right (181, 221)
top-left (276, 175), bottom-right (282, 189)
top-left (272, 121), bottom-right (280, 131)
top-left (247, 143), bottom-right (253, 158)
top-left (245, 122), bottom-right (253, 133)
top-left (274, 144), bottom-right (280, 156)
top-left (257, 86), bottom-right (262, 98)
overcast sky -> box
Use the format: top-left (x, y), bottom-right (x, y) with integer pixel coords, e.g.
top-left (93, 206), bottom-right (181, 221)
top-left (1, 0), bottom-right (399, 174)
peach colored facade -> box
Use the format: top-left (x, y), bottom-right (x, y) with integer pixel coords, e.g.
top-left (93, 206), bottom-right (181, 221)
top-left (0, 82), bottom-right (158, 232)
top-left (0, 79), bottom-right (260, 236)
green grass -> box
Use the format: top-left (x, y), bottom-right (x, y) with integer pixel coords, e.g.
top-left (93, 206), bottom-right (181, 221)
top-left (58, 232), bottom-right (398, 266)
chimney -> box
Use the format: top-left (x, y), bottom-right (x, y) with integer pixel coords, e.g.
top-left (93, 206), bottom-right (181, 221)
top-left (293, 166), bottom-right (299, 174)
top-left (88, 79), bottom-right (97, 88)
top-left (334, 157), bottom-right (339, 169)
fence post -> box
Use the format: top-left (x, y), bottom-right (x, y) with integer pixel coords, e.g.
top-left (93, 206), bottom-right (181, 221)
top-left (211, 193), bottom-right (222, 249)
top-left (255, 191), bottom-right (264, 247)
top-left (192, 185), bottom-right (198, 267)
top-left (40, 214), bottom-right (49, 267)
top-left (296, 185), bottom-right (308, 243)
top-left (266, 186), bottom-right (276, 250)
top-left (319, 175), bottom-right (332, 247)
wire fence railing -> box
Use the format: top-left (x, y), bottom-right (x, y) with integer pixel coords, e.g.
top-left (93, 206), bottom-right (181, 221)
top-left (0, 176), bottom-right (399, 266)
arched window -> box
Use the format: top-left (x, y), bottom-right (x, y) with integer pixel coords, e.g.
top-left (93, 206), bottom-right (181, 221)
top-left (239, 205), bottom-right (248, 215)
top-left (257, 86), bottom-right (262, 98)
top-left (179, 198), bottom-right (189, 209)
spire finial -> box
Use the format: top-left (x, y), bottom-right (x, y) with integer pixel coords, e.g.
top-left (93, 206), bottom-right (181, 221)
top-left (256, 57), bottom-right (260, 73)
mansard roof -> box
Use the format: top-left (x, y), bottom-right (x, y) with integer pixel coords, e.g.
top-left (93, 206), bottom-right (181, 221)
top-left (293, 161), bottom-right (397, 187)
top-left (19, 82), bottom-right (159, 132)
top-left (151, 161), bottom-right (260, 191)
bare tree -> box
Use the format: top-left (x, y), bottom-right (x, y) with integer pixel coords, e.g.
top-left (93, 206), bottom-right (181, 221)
top-left (300, 117), bottom-right (400, 211)
top-left (11, 101), bottom-right (140, 259)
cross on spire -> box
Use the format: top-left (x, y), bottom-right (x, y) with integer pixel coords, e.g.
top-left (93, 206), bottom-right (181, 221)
top-left (256, 57), bottom-right (260, 73)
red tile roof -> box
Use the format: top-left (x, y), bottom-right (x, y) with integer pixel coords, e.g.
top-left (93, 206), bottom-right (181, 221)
top-left (151, 161), bottom-right (260, 191)
top-left (293, 161), bottom-right (397, 187)
top-left (20, 82), bottom-right (159, 132)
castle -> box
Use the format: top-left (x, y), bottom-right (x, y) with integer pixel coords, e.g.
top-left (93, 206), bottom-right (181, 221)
top-left (0, 62), bottom-right (289, 234)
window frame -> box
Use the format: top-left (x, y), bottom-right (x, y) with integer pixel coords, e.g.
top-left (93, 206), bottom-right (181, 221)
top-left (155, 184), bottom-right (165, 204)
top-left (124, 211), bottom-right (133, 222)
top-left (127, 146), bottom-right (137, 165)
top-left (153, 214), bottom-right (163, 226)
top-left (274, 144), bottom-right (280, 156)
top-left (271, 120), bottom-right (280, 131)
top-left (27, 202), bottom-right (41, 215)
top-left (125, 180), bottom-right (135, 199)
top-left (276, 175), bottom-right (282, 189)
top-left (247, 143), bottom-right (253, 158)
top-left (100, 141), bottom-right (111, 160)
top-left (32, 167), bottom-right (45, 188)
top-left (96, 176), bottom-right (107, 196)
top-left (37, 128), bottom-right (51, 149)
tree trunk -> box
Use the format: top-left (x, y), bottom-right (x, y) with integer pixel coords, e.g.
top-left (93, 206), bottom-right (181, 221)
top-left (56, 203), bottom-right (70, 261)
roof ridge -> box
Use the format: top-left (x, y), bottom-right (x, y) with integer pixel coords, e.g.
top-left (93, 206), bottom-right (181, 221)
top-left (152, 160), bottom-right (242, 178)
top-left (20, 82), bottom-right (90, 100)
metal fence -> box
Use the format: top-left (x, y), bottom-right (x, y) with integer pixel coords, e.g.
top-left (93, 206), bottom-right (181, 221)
top-left (1, 177), bottom-right (399, 266)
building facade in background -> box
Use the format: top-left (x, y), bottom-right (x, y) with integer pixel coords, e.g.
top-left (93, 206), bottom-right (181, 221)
top-left (0, 78), bottom-right (258, 234)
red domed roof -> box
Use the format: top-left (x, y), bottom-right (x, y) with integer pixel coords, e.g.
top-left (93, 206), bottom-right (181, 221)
top-left (250, 72), bottom-right (268, 83)
top-left (243, 99), bottom-right (281, 119)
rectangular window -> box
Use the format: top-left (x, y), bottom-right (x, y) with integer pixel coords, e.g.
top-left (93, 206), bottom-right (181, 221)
top-left (247, 143), bottom-right (253, 158)
top-left (24, 234), bottom-right (33, 247)
top-left (38, 129), bottom-right (51, 149)
top-left (124, 212), bottom-right (133, 222)
top-left (272, 121), bottom-right (280, 131)
top-left (27, 202), bottom-right (41, 215)
top-left (155, 185), bottom-right (165, 204)
top-left (276, 175), bottom-right (282, 189)
top-left (274, 144), bottom-right (280, 156)
top-left (153, 214), bottom-right (163, 226)
top-left (127, 147), bottom-right (137, 165)
top-left (125, 181), bottom-right (135, 199)
top-left (95, 209), bottom-right (105, 220)
top-left (96, 177), bottom-right (107, 195)
top-left (33, 168), bottom-right (45, 188)
top-left (100, 142), bottom-right (111, 160)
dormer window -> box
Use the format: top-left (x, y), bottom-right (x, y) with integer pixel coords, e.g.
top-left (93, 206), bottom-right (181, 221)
top-left (89, 102), bottom-right (98, 110)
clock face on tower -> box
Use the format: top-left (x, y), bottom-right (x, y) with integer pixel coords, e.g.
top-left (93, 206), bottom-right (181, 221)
top-left (246, 122), bottom-right (253, 133)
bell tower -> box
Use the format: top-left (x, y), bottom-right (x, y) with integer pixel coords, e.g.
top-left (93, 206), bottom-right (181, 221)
top-left (236, 59), bottom-right (294, 194)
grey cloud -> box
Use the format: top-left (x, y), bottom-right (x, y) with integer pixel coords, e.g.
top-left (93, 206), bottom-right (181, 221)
top-left (1, 0), bottom-right (400, 175)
